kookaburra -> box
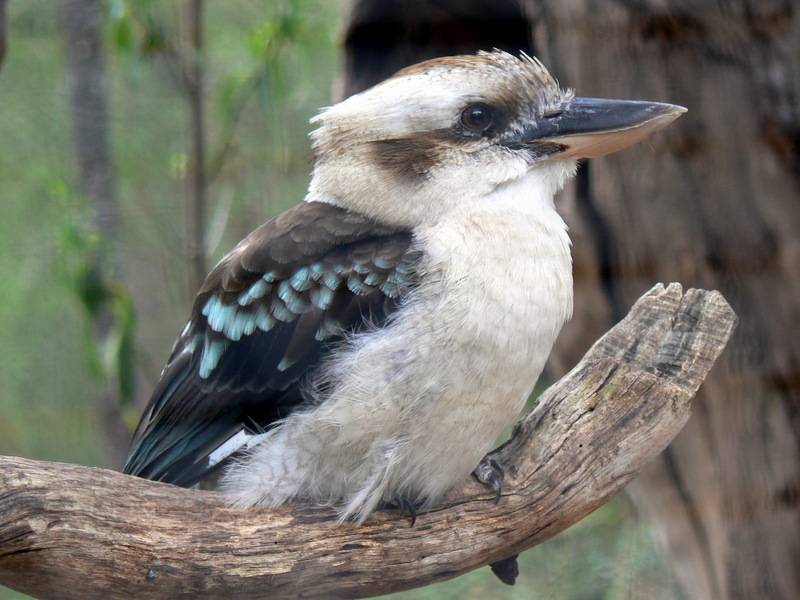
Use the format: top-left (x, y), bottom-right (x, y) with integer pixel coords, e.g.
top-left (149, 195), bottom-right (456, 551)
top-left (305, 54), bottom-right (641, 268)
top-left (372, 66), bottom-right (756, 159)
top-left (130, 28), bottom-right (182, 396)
top-left (124, 50), bottom-right (685, 524)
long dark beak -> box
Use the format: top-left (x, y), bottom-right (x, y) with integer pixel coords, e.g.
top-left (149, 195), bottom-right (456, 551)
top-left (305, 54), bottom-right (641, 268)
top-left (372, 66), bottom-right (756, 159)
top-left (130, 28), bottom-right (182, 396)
top-left (513, 98), bottom-right (686, 159)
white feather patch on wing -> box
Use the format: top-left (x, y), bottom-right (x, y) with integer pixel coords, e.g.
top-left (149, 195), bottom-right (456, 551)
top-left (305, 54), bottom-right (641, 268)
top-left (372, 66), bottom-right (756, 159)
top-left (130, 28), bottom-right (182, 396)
top-left (207, 430), bottom-right (268, 469)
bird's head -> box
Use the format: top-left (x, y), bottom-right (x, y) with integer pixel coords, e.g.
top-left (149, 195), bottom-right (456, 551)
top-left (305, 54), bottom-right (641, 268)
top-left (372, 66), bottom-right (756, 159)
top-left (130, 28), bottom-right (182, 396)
top-left (307, 50), bottom-right (685, 227)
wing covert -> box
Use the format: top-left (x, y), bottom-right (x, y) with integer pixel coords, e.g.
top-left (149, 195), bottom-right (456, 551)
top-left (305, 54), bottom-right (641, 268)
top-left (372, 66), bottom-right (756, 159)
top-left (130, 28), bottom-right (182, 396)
top-left (124, 201), bottom-right (418, 485)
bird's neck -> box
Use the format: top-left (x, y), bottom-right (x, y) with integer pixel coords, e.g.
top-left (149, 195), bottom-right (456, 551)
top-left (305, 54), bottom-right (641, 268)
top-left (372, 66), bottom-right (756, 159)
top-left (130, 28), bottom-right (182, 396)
top-left (413, 170), bottom-right (574, 344)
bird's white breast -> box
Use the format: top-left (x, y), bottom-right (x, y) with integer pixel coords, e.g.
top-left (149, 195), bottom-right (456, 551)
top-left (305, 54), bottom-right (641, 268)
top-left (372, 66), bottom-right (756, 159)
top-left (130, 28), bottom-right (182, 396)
top-left (221, 172), bottom-right (573, 523)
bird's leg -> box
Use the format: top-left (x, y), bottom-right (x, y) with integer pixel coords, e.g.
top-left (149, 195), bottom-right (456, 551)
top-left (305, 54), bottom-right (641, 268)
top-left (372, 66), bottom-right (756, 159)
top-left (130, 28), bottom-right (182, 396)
top-left (475, 457), bottom-right (519, 585)
top-left (473, 456), bottom-right (504, 503)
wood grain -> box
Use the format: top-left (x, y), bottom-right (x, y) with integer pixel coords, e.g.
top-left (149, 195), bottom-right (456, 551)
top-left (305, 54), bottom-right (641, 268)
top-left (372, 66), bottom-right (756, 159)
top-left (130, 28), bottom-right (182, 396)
top-left (0, 283), bottom-right (736, 600)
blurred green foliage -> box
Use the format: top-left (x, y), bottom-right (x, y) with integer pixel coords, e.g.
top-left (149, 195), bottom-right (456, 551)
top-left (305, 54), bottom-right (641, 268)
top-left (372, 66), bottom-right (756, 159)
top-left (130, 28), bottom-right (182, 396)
top-left (0, 2), bottom-right (681, 599)
top-left (51, 179), bottom-right (137, 417)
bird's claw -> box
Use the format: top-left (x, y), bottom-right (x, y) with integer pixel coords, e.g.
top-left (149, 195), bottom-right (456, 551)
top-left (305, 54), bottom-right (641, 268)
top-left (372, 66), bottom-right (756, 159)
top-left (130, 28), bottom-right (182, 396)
top-left (390, 494), bottom-right (418, 527)
top-left (473, 456), bottom-right (504, 503)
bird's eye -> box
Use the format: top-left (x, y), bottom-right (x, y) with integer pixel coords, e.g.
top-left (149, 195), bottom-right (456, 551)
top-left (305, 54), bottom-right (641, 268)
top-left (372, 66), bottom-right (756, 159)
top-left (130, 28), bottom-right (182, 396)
top-left (460, 103), bottom-right (494, 133)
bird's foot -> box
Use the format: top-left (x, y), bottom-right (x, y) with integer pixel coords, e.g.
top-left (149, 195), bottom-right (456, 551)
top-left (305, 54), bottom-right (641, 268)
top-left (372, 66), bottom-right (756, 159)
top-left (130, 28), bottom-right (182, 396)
top-left (473, 456), bottom-right (504, 503)
top-left (386, 494), bottom-right (419, 527)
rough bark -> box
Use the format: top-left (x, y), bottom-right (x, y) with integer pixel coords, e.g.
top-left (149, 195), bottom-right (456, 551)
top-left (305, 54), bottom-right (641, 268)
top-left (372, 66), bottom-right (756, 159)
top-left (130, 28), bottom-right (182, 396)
top-left (0, 284), bottom-right (735, 600)
top-left (522, 2), bottom-right (800, 598)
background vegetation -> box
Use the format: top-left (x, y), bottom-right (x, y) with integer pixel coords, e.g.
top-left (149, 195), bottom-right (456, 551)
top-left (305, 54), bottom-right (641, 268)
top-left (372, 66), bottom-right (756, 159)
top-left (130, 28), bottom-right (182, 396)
top-left (0, 2), bottom-right (681, 598)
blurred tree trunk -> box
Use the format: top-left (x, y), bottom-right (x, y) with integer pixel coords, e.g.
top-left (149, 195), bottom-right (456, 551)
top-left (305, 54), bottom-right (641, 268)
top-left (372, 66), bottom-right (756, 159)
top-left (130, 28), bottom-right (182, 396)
top-left (527, 3), bottom-right (800, 599)
top-left (63, 0), bottom-right (130, 468)
top-left (0, 0), bottom-right (8, 69)
top-left (181, 0), bottom-right (208, 295)
top-left (64, 0), bottom-right (118, 248)
top-left (341, 1), bottom-right (800, 598)
top-left (338, 0), bottom-right (532, 101)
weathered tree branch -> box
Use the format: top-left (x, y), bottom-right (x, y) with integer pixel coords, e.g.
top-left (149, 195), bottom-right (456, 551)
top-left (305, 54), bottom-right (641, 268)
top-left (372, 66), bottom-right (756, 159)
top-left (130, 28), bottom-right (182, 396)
top-left (0, 283), bottom-right (736, 600)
